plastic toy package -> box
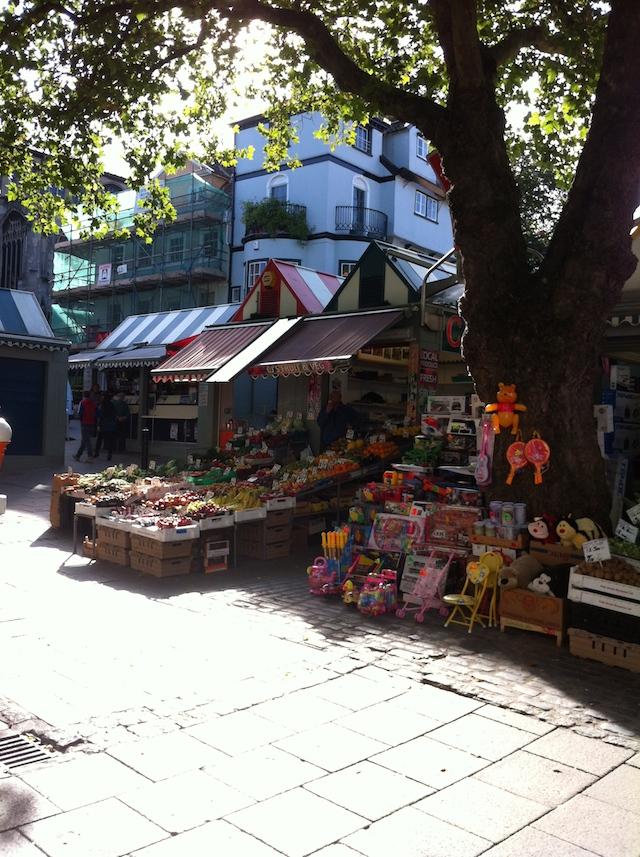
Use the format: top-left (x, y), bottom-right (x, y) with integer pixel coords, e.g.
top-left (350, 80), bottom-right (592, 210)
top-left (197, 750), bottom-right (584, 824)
top-left (368, 513), bottom-right (426, 553)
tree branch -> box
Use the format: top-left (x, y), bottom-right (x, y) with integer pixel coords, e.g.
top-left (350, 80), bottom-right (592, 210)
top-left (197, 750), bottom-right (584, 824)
top-left (488, 25), bottom-right (573, 68)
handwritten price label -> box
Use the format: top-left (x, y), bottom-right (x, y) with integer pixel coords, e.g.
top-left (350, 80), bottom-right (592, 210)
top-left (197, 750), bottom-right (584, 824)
top-left (582, 538), bottom-right (611, 563)
top-left (626, 503), bottom-right (640, 525)
top-left (615, 519), bottom-right (639, 543)
top-left (148, 460), bottom-right (156, 471)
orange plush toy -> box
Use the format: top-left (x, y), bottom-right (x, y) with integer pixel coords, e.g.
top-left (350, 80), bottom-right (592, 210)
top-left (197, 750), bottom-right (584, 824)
top-left (485, 383), bottom-right (527, 435)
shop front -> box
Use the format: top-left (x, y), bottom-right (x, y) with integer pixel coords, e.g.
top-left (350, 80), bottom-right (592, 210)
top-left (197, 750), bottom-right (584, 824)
top-left (0, 288), bottom-right (69, 470)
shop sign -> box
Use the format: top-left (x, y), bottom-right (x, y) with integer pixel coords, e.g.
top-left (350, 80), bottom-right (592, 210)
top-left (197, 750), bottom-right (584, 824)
top-left (96, 263), bottom-right (112, 286)
top-left (419, 348), bottom-right (438, 390)
top-left (442, 314), bottom-right (464, 353)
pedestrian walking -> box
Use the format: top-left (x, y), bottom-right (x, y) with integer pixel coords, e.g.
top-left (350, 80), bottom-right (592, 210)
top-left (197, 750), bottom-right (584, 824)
top-left (113, 392), bottom-right (130, 453)
top-left (96, 393), bottom-right (117, 461)
top-left (73, 391), bottom-right (97, 461)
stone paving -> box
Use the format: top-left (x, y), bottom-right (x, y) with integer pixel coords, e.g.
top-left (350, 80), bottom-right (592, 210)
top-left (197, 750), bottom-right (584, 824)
top-left (0, 457), bottom-right (639, 856)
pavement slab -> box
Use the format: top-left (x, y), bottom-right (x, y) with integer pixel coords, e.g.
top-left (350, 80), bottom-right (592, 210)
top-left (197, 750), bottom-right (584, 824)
top-left (274, 723), bottom-right (387, 772)
top-left (474, 749), bottom-right (596, 806)
top-left (251, 690), bottom-right (351, 732)
top-left (228, 787), bottom-right (367, 857)
top-left (308, 674), bottom-right (406, 710)
top-left (16, 752), bottom-right (151, 811)
top-left (481, 826), bottom-right (599, 856)
top-left (526, 728), bottom-right (634, 776)
top-left (534, 793), bottom-right (640, 857)
top-left (426, 711), bottom-right (535, 761)
top-left (20, 797), bottom-right (167, 857)
top-left (336, 699), bottom-right (440, 745)
top-left (474, 703), bottom-right (557, 736)
top-left (126, 819), bottom-right (283, 856)
top-left (119, 768), bottom-right (254, 833)
top-left (372, 734), bottom-right (488, 788)
top-left (0, 776), bottom-right (60, 832)
top-left (304, 760), bottom-right (433, 820)
top-left (415, 777), bottom-right (548, 842)
top-left (392, 685), bottom-right (482, 722)
top-left (0, 830), bottom-right (53, 856)
top-left (203, 745), bottom-right (324, 801)
top-left (106, 732), bottom-right (229, 781)
top-left (583, 763), bottom-right (640, 814)
top-left (343, 805), bottom-right (491, 857)
top-left (184, 710), bottom-right (294, 756)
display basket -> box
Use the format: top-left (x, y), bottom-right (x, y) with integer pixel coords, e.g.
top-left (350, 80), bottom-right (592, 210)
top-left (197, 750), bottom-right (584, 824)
top-left (199, 513), bottom-right (234, 531)
top-left (130, 522), bottom-right (199, 542)
top-left (234, 507), bottom-right (267, 523)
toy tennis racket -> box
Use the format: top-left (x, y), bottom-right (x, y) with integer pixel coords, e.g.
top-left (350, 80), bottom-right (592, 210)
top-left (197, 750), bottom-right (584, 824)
top-left (505, 440), bottom-right (527, 485)
top-left (525, 435), bottom-right (550, 485)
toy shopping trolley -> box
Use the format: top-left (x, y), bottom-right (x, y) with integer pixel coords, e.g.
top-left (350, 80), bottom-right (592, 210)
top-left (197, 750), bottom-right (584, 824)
top-left (396, 550), bottom-right (454, 622)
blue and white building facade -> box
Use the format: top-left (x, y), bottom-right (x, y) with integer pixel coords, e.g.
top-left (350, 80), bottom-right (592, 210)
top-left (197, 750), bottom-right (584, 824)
top-left (229, 113), bottom-right (453, 300)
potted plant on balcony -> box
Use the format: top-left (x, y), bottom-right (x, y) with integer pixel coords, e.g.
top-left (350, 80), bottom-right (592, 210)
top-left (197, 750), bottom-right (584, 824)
top-left (242, 198), bottom-right (309, 242)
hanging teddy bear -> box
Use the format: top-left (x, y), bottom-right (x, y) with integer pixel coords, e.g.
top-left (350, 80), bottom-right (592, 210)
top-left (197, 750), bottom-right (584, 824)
top-left (485, 383), bottom-right (527, 435)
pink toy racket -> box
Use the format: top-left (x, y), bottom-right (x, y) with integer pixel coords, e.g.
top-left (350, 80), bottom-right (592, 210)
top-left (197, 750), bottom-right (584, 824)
top-left (525, 435), bottom-right (550, 485)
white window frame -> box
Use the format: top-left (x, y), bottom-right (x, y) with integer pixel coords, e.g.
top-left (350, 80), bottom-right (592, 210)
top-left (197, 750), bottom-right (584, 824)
top-left (267, 174), bottom-right (288, 202)
top-left (167, 234), bottom-right (185, 263)
top-left (230, 286), bottom-right (242, 303)
top-left (339, 261), bottom-right (357, 277)
top-left (246, 259), bottom-right (267, 289)
top-left (414, 189), bottom-right (439, 223)
top-left (353, 125), bottom-right (372, 155)
top-left (416, 134), bottom-right (428, 160)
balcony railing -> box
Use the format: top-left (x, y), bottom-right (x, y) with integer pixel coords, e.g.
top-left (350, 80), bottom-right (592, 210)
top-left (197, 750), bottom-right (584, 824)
top-left (335, 205), bottom-right (387, 239)
top-left (243, 200), bottom-right (308, 241)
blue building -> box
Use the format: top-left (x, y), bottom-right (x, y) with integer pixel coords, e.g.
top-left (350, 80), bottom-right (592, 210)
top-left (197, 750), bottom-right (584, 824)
top-left (230, 113), bottom-right (453, 300)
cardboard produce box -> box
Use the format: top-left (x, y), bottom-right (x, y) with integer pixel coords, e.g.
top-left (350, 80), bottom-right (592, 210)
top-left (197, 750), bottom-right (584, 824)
top-left (500, 588), bottom-right (565, 631)
top-left (96, 523), bottom-right (131, 549)
top-left (240, 539), bottom-right (290, 560)
top-left (130, 551), bottom-right (191, 578)
top-left (96, 541), bottom-right (130, 567)
top-left (529, 542), bottom-right (582, 567)
top-left (568, 627), bottom-right (640, 672)
top-left (129, 532), bottom-right (194, 559)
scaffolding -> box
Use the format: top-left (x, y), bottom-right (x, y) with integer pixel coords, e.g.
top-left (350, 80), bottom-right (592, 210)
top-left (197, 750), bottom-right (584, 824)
top-left (51, 164), bottom-right (231, 344)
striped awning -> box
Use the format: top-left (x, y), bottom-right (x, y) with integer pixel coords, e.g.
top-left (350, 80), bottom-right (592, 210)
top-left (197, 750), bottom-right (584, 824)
top-left (270, 261), bottom-right (343, 314)
top-left (69, 303), bottom-right (239, 367)
top-left (0, 289), bottom-right (69, 351)
top-left (152, 322), bottom-right (274, 383)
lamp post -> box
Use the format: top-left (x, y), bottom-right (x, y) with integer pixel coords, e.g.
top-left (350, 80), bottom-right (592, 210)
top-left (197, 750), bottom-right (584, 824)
top-left (0, 415), bottom-right (12, 470)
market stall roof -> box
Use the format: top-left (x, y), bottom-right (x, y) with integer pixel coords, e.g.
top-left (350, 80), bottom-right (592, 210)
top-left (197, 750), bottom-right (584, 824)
top-left (205, 318), bottom-right (301, 383)
top-left (248, 308), bottom-right (405, 377)
top-left (68, 303), bottom-right (239, 368)
top-left (233, 259), bottom-right (344, 321)
top-left (151, 321), bottom-right (276, 383)
top-left (0, 289), bottom-right (69, 351)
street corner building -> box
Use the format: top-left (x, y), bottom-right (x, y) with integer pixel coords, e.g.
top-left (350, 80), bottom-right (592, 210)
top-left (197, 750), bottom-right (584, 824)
top-left (0, 288), bottom-right (70, 469)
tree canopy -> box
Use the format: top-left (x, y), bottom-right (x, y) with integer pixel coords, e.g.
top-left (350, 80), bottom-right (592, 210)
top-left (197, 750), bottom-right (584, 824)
top-left (0, 1), bottom-right (617, 238)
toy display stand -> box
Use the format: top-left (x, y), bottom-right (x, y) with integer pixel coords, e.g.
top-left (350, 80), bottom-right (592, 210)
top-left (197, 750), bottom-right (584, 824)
top-left (500, 615), bottom-right (564, 647)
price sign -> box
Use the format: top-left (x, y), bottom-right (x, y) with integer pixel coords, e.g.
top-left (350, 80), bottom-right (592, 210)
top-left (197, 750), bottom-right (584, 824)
top-left (627, 503), bottom-right (640, 525)
top-left (230, 477), bottom-right (237, 486)
top-left (346, 429), bottom-right (355, 440)
top-left (582, 538), bottom-right (611, 563)
top-left (615, 519), bottom-right (639, 543)
top-left (286, 410), bottom-right (293, 418)
top-left (273, 480), bottom-right (280, 490)
top-left (195, 458), bottom-right (202, 467)
top-left (149, 460), bottom-right (156, 471)
top-left (187, 454), bottom-right (194, 465)
top-left (272, 463), bottom-right (282, 473)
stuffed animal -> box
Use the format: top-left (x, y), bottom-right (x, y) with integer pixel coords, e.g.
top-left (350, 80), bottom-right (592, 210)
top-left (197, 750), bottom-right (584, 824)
top-left (499, 554), bottom-right (543, 589)
top-left (528, 573), bottom-right (555, 596)
top-left (485, 383), bottom-right (527, 435)
top-left (528, 515), bottom-right (558, 544)
top-left (556, 516), bottom-right (604, 549)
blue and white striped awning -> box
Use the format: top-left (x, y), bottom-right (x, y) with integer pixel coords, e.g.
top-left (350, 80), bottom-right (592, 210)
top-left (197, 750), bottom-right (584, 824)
top-left (0, 288), bottom-right (69, 350)
top-left (69, 303), bottom-right (240, 367)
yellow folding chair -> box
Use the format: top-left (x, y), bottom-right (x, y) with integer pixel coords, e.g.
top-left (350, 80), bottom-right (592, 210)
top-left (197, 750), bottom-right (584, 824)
top-left (443, 552), bottom-right (502, 633)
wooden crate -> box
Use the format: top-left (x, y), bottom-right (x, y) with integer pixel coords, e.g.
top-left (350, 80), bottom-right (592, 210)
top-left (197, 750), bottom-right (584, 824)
top-left (568, 628), bottom-right (640, 672)
top-left (96, 524), bottom-right (131, 549)
top-left (96, 541), bottom-right (130, 567)
top-left (239, 539), bottom-right (290, 560)
top-left (130, 551), bottom-right (192, 578)
top-left (266, 509), bottom-right (293, 527)
top-left (129, 532), bottom-right (194, 559)
top-left (499, 588), bottom-right (565, 646)
top-left (82, 536), bottom-right (97, 559)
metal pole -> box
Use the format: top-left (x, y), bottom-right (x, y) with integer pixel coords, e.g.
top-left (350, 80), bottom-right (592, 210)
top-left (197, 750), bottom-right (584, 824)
top-left (140, 419), bottom-right (151, 471)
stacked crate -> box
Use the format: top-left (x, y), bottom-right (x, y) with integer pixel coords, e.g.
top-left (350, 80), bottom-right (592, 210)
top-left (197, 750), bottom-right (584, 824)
top-left (129, 530), bottom-right (199, 577)
top-left (239, 508), bottom-right (292, 560)
top-left (96, 520), bottom-right (131, 566)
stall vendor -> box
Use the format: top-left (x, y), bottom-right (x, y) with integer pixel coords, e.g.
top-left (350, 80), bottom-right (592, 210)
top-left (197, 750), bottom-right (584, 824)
top-left (317, 384), bottom-right (358, 448)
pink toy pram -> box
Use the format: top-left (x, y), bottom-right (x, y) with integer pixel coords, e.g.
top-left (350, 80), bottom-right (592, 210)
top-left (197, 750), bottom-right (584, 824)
top-left (396, 550), bottom-right (454, 622)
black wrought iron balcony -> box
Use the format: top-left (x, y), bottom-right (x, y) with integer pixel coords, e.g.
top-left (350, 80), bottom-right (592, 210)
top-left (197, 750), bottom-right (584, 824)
top-left (242, 199), bottom-right (308, 241)
top-left (335, 205), bottom-right (387, 239)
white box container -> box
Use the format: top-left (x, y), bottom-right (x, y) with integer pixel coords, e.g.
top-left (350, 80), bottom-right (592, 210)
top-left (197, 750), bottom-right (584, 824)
top-left (199, 514), bottom-right (234, 531)
top-left (235, 507), bottom-right (267, 523)
top-left (568, 568), bottom-right (640, 617)
top-left (130, 523), bottom-right (200, 542)
top-left (266, 496), bottom-right (296, 511)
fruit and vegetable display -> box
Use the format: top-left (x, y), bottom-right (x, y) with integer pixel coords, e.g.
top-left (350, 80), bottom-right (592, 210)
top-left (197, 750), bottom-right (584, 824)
top-left (608, 537), bottom-right (640, 563)
top-left (574, 557), bottom-right (640, 586)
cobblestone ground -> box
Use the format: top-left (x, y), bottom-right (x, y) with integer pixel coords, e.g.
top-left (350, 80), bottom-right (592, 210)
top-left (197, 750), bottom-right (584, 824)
top-left (0, 460), bottom-right (639, 856)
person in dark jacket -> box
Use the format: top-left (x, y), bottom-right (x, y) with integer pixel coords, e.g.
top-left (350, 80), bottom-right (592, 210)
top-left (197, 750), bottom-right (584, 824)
top-left (113, 392), bottom-right (130, 453)
top-left (317, 385), bottom-right (358, 449)
top-left (95, 393), bottom-right (117, 461)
